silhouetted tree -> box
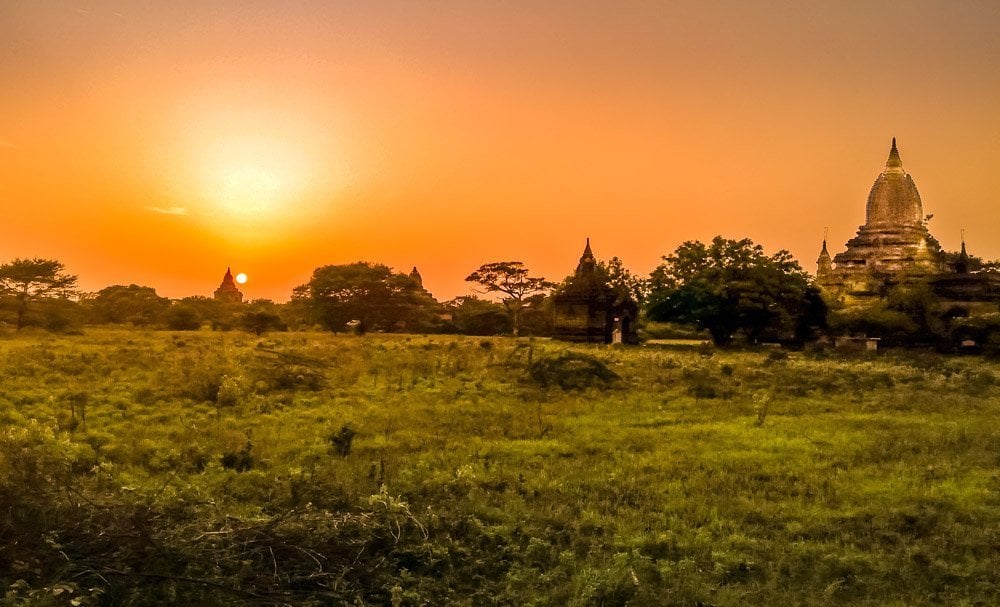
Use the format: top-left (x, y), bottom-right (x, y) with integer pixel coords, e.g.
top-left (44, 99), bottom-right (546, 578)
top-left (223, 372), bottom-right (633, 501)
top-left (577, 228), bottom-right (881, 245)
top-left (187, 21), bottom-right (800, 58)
top-left (294, 262), bottom-right (440, 333)
top-left (599, 256), bottom-right (648, 306)
top-left (165, 296), bottom-right (241, 330)
top-left (165, 302), bottom-right (202, 331)
top-left (0, 258), bottom-right (78, 331)
top-left (647, 237), bottom-right (824, 345)
top-left (238, 300), bottom-right (287, 336)
top-left (465, 262), bottom-right (553, 336)
top-left (88, 284), bottom-right (171, 326)
top-left (444, 296), bottom-right (513, 335)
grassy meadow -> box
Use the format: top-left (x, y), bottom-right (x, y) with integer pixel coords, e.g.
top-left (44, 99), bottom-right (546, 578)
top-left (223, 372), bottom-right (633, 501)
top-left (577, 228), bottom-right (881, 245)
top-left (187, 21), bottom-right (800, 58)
top-left (1, 329), bottom-right (999, 606)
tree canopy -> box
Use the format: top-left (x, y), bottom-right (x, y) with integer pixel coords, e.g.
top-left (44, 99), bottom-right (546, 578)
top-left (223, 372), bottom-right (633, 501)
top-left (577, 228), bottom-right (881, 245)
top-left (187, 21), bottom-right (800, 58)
top-left (294, 262), bottom-right (440, 333)
top-left (600, 256), bottom-right (648, 305)
top-left (444, 296), bottom-right (512, 336)
top-left (88, 284), bottom-right (171, 326)
top-left (465, 261), bottom-right (553, 336)
top-left (647, 236), bottom-right (825, 345)
top-left (0, 258), bottom-right (78, 330)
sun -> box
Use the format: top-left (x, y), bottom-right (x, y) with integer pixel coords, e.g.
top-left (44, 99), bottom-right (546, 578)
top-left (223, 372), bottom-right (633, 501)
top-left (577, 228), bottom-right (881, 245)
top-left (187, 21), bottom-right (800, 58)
top-left (235, 272), bottom-right (248, 284)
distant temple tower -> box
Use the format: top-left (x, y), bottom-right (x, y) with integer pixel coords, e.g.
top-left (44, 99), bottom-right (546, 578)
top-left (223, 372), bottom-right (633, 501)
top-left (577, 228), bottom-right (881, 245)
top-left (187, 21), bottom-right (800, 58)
top-left (214, 267), bottom-right (244, 303)
top-left (552, 239), bottom-right (638, 344)
top-left (817, 139), bottom-right (946, 304)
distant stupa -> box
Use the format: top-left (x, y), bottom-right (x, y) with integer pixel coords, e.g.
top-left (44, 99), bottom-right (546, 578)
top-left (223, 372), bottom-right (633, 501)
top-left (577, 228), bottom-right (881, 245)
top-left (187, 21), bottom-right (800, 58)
top-left (817, 139), bottom-right (945, 304)
top-left (213, 267), bottom-right (244, 303)
top-left (818, 138), bottom-right (1000, 308)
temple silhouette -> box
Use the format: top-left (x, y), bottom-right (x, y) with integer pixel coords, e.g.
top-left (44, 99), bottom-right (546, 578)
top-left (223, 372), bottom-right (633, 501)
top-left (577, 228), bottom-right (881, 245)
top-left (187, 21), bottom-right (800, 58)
top-left (552, 239), bottom-right (638, 344)
top-left (213, 267), bottom-right (244, 303)
top-left (818, 139), bottom-right (1000, 309)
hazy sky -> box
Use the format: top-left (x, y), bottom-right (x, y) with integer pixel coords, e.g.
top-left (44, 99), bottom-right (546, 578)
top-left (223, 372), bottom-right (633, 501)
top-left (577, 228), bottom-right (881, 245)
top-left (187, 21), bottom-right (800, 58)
top-left (2, 1), bottom-right (1000, 301)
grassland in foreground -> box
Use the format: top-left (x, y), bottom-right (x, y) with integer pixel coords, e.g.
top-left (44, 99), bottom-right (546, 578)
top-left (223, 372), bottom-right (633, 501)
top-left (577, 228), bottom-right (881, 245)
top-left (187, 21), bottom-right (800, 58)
top-left (1, 329), bottom-right (999, 606)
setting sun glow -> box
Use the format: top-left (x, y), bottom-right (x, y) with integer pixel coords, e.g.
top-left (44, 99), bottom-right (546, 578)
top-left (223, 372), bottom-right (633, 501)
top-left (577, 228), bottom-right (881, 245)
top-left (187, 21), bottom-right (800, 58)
top-left (2, 2), bottom-right (999, 302)
top-left (190, 134), bottom-right (316, 222)
top-left (235, 273), bottom-right (248, 285)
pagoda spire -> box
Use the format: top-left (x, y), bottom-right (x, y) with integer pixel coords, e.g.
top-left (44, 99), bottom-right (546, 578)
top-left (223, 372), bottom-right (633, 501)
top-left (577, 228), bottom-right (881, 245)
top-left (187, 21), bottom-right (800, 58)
top-left (221, 267), bottom-right (236, 287)
top-left (576, 237), bottom-right (596, 275)
top-left (214, 266), bottom-right (244, 302)
top-left (817, 228), bottom-right (833, 277)
top-left (886, 137), bottom-right (903, 171)
top-left (955, 229), bottom-right (970, 274)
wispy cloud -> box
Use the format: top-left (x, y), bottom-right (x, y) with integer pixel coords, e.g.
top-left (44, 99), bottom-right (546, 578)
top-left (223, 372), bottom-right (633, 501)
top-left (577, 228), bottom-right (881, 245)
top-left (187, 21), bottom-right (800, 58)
top-left (146, 206), bottom-right (189, 216)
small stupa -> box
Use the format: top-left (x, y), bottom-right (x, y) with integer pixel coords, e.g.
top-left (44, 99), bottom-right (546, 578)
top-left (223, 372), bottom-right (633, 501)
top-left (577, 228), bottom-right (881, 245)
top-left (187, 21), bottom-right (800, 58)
top-left (213, 267), bottom-right (244, 303)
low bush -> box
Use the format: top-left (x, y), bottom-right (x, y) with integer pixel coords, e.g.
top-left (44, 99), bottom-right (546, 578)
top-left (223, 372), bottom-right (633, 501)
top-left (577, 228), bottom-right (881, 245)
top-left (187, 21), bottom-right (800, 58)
top-left (528, 353), bottom-right (621, 390)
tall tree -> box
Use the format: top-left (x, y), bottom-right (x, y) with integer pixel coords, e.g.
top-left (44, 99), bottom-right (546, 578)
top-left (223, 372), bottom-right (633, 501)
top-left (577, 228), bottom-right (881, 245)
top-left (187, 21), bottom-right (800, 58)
top-left (294, 262), bottom-right (440, 333)
top-left (647, 237), bottom-right (824, 345)
top-left (88, 284), bottom-right (171, 326)
top-left (0, 258), bottom-right (78, 330)
top-left (599, 256), bottom-right (648, 305)
top-left (465, 262), bottom-right (553, 336)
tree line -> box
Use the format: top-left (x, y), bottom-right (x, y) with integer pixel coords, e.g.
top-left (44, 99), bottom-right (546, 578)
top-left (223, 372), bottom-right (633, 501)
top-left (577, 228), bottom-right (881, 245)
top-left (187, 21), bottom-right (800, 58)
top-left (2, 236), bottom-right (998, 350)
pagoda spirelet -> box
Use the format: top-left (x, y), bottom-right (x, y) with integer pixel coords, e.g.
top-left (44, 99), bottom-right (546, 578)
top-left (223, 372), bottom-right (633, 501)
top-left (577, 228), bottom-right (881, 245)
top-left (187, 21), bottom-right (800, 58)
top-left (213, 267), bottom-right (244, 303)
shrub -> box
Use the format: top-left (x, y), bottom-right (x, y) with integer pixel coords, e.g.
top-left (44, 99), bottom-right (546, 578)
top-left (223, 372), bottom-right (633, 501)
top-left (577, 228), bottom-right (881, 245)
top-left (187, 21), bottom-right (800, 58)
top-left (528, 353), bottom-right (621, 390)
top-left (165, 304), bottom-right (201, 331)
top-left (330, 424), bottom-right (356, 457)
top-left (221, 440), bottom-right (254, 471)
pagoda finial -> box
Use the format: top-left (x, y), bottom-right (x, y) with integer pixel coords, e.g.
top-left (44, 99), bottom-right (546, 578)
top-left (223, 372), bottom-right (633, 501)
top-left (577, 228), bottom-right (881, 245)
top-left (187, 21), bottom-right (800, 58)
top-left (817, 231), bottom-right (833, 276)
top-left (886, 137), bottom-right (902, 170)
top-left (961, 229), bottom-right (967, 256)
top-left (577, 237), bottom-right (596, 275)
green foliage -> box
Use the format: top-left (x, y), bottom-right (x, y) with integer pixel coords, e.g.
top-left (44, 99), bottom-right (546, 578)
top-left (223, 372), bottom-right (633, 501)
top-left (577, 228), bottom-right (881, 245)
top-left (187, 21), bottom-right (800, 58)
top-left (950, 313), bottom-right (1000, 353)
top-left (87, 284), bottom-right (170, 326)
top-left (599, 256), bottom-right (649, 305)
top-left (295, 262), bottom-right (441, 333)
top-left (2, 330), bottom-right (1000, 605)
top-left (830, 282), bottom-right (957, 347)
top-left (648, 236), bottom-right (825, 345)
top-left (528, 352), bottom-right (621, 390)
top-left (0, 258), bottom-right (79, 332)
top-left (329, 424), bottom-right (357, 456)
top-left (164, 302), bottom-right (202, 331)
top-left (465, 261), bottom-right (554, 336)
top-left (444, 296), bottom-right (513, 335)
top-left (237, 300), bottom-right (287, 336)
top-left (26, 298), bottom-right (86, 334)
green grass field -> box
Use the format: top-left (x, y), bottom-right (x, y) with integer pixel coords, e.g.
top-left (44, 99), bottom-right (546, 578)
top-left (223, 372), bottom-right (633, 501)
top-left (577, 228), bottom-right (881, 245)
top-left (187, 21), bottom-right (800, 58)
top-left (1, 329), bottom-right (998, 606)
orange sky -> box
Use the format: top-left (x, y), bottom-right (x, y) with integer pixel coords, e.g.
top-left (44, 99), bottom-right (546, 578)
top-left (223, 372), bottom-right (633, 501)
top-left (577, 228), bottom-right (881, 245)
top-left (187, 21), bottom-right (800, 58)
top-left (2, 1), bottom-right (1000, 302)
